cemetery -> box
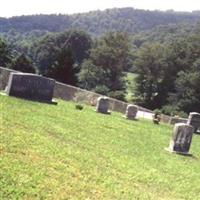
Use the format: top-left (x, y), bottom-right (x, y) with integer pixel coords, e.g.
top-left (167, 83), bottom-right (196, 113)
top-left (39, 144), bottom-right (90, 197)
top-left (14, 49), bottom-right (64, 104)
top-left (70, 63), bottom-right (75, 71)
top-left (1, 70), bottom-right (200, 199)
top-left (0, 1), bottom-right (200, 199)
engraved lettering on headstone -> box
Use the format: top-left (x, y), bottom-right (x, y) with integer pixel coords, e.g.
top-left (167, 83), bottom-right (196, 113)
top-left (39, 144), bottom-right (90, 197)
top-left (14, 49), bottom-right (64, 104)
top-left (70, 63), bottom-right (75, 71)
top-left (96, 96), bottom-right (111, 114)
top-left (187, 112), bottom-right (200, 133)
top-left (124, 104), bottom-right (138, 120)
top-left (6, 73), bottom-right (55, 103)
top-left (166, 123), bottom-right (194, 155)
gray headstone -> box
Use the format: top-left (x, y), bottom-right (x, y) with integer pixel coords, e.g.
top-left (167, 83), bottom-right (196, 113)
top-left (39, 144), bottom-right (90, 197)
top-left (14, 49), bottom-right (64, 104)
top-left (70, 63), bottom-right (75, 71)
top-left (96, 96), bottom-right (110, 114)
top-left (6, 73), bottom-right (55, 103)
top-left (166, 123), bottom-right (194, 155)
top-left (187, 112), bottom-right (200, 133)
top-left (124, 104), bottom-right (138, 120)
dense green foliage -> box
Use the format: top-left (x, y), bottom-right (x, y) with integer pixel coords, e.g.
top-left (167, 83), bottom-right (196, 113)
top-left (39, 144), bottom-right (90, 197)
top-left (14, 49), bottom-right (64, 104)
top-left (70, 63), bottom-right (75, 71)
top-left (11, 54), bottom-right (35, 73)
top-left (134, 32), bottom-right (200, 114)
top-left (0, 38), bottom-right (12, 67)
top-left (132, 23), bottom-right (200, 47)
top-left (1, 95), bottom-right (200, 199)
top-left (30, 30), bottom-right (92, 84)
top-left (171, 59), bottom-right (200, 113)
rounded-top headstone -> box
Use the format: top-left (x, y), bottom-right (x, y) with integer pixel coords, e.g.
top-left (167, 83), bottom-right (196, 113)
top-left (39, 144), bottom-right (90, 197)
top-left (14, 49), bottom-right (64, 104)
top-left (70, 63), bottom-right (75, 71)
top-left (166, 123), bottom-right (194, 155)
top-left (124, 104), bottom-right (138, 120)
top-left (187, 112), bottom-right (200, 133)
top-left (96, 96), bottom-right (111, 114)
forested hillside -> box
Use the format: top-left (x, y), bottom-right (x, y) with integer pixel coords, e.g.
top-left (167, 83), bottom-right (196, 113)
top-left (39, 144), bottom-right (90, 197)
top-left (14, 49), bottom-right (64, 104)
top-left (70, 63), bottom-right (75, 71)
top-left (132, 22), bottom-right (200, 47)
top-left (0, 8), bottom-right (200, 35)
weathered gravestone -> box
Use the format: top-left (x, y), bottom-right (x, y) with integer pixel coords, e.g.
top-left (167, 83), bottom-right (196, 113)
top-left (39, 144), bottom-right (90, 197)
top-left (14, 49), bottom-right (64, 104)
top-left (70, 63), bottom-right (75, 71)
top-left (166, 123), bottom-right (194, 155)
top-left (187, 112), bottom-right (200, 133)
top-left (6, 72), bottom-right (56, 104)
top-left (96, 96), bottom-right (111, 114)
top-left (124, 104), bottom-right (138, 120)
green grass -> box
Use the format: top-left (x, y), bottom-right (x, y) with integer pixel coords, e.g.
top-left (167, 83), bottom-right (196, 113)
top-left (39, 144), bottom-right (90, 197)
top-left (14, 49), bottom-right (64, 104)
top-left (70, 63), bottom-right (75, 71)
top-left (125, 72), bottom-right (137, 102)
top-left (0, 94), bottom-right (200, 200)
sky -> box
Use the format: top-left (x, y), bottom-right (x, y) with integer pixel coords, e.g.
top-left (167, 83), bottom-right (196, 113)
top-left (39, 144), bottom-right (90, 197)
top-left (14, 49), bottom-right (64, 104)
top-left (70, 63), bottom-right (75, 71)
top-left (1, 0), bottom-right (200, 18)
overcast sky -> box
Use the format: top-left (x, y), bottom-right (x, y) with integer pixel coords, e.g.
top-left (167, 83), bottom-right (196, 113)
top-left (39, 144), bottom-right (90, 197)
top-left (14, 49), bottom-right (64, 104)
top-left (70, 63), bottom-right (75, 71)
top-left (1, 0), bottom-right (200, 18)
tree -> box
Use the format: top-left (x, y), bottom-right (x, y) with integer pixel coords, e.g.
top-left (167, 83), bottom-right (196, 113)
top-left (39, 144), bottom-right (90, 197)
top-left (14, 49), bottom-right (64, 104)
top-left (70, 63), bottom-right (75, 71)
top-left (134, 42), bottom-right (166, 108)
top-left (62, 30), bottom-right (92, 65)
top-left (169, 59), bottom-right (200, 113)
top-left (134, 33), bottom-right (200, 113)
top-left (78, 32), bottom-right (131, 100)
top-left (0, 38), bottom-right (11, 67)
top-left (32, 30), bottom-right (92, 85)
top-left (78, 59), bottom-right (108, 93)
top-left (11, 54), bottom-right (35, 73)
top-left (32, 33), bottom-right (60, 74)
top-left (46, 48), bottom-right (77, 85)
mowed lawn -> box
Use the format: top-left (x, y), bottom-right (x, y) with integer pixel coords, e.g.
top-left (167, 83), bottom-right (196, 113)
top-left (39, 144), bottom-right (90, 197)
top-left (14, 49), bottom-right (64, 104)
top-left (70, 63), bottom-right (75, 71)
top-left (0, 94), bottom-right (200, 200)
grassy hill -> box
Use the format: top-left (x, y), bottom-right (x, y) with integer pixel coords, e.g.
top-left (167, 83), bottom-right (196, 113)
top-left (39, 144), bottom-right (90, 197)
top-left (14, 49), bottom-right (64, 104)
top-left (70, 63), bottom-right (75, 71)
top-left (1, 94), bottom-right (200, 199)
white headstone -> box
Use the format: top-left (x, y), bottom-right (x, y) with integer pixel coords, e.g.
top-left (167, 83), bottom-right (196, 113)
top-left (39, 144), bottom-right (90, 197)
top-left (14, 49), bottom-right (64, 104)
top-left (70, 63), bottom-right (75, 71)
top-left (124, 104), bottom-right (138, 120)
top-left (96, 96), bottom-right (111, 114)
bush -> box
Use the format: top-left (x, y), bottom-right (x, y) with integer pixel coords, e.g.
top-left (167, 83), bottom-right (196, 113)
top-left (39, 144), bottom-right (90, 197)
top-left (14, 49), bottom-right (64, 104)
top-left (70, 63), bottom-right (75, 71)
top-left (94, 85), bottom-right (110, 95)
top-left (75, 104), bottom-right (84, 110)
top-left (161, 105), bottom-right (188, 118)
top-left (108, 90), bottom-right (126, 101)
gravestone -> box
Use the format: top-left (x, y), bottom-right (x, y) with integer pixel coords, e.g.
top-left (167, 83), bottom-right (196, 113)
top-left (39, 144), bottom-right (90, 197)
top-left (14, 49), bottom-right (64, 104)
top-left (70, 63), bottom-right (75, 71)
top-left (166, 123), bottom-right (194, 155)
top-left (6, 72), bottom-right (56, 103)
top-left (187, 112), bottom-right (200, 133)
top-left (96, 96), bottom-right (111, 114)
top-left (124, 104), bottom-right (138, 120)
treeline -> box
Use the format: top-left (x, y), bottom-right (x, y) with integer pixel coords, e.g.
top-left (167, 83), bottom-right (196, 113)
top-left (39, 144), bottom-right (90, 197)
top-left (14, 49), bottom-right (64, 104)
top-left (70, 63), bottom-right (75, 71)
top-left (134, 34), bottom-right (200, 116)
top-left (131, 22), bottom-right (200, 115)
top-left (0, 30), bottom-right (132, 101)
top-left (1, 22), bottom-right (200, 116)
top-left (0, 8), bottom-right (200, 35)
top-left (132, 22), bottom-right (200, 47)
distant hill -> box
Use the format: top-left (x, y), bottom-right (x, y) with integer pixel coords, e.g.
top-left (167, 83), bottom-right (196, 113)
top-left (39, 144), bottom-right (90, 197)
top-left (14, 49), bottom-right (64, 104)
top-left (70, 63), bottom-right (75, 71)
top-left (0, 8), bottom-right (200, 35)
top-left (132, 22), bottom-right (200, 47)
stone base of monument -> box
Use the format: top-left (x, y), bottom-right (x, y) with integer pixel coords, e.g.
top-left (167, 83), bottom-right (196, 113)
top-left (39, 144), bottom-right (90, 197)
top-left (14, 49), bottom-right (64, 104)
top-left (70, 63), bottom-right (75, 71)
top-left (2, 90), bottom-right (58, 105)
top-left (6, 73), bottom-right (57, 105)
top-left (41, 99), bottom-right (58, 105)
top-left (122, 115), bottom-right (138, 120)
top-left (95, 109), bottom-right (111, 114)
top-left (165, 147), bottom-right (192, 156)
